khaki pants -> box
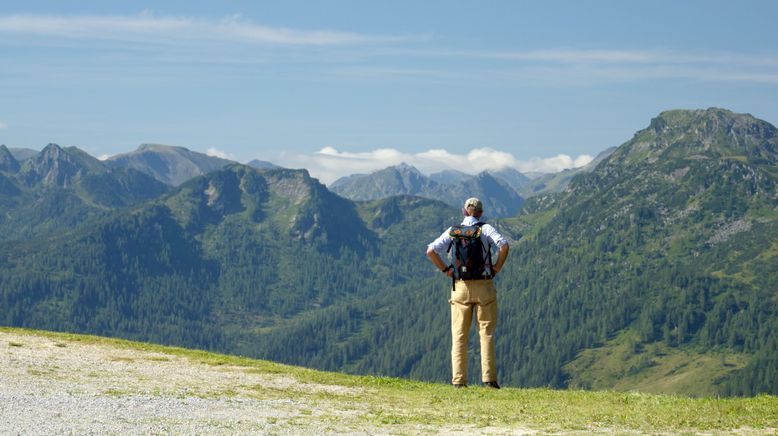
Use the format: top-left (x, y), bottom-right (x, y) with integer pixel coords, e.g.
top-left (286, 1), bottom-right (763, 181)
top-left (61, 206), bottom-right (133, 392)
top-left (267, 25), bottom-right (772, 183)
top-left (450, 279), bottom-right (497, 385)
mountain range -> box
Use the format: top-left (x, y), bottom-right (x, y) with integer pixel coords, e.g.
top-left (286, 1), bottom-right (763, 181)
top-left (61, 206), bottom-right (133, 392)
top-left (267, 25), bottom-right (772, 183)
top-left (0, 108), bottom-right (775, 396)
top-left (0, 143), bottom-right (169, 241)
top-left (4, 140), bottom-right (587, 222)
top-left (330, 163), bottom-right (526, 217)
top-left (328, 152), bottom-right (617, 216)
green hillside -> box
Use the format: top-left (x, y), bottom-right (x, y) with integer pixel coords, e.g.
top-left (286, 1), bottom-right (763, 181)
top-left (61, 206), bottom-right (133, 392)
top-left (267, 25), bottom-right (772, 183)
top-left (2, 328), bottom-right (776, 434)
top-left (497, 108), bottom-right (778, 395)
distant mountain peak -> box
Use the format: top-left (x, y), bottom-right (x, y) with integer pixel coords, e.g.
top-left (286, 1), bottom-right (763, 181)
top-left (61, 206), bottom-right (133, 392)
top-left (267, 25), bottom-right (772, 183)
top-left (107, 144), bottom-right (236, 186)
top-left (0, 144), bottom-right (20, 173)
top-left (137, 143), bottom-right (186, 153)
top-left (19, 143), bottom-right (105, 187)
top-left (40, 142), bottom-right (63, 155)
top-left (386, 162), bottom-right (422, 174)
top-left (246, 159), bottom-right (280, 170)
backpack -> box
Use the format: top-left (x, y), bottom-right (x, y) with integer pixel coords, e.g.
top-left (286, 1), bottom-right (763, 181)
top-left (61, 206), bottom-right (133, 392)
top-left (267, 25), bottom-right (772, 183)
top-left (446, 222), bottom-right (493, 287)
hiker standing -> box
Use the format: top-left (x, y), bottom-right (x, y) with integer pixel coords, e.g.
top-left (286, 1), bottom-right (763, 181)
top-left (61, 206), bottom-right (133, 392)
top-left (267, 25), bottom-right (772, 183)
top-left (426, 197), bottom-right (510, 388)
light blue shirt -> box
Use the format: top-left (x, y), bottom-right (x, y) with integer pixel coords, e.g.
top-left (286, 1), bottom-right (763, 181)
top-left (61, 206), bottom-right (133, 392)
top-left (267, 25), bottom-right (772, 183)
top-left (427, 216), bottom-right (508, 258)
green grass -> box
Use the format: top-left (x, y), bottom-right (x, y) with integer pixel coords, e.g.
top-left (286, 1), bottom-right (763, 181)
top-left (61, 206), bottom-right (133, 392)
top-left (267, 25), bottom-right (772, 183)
top-left (564, 330), bottom-right (750, 397)
top-left (3, 327), bottom-right (777, 433)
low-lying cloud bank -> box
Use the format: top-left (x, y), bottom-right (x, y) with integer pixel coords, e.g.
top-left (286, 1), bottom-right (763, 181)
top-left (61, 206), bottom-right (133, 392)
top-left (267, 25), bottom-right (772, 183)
top-left (274, 147), bottom-right (593, 185)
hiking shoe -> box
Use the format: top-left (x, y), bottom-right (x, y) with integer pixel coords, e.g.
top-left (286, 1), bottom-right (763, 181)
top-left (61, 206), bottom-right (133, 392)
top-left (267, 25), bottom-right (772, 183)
top-left (484, 381), bottom-right (500, 389)
top-left (452, 383), bottom-right (467, 388)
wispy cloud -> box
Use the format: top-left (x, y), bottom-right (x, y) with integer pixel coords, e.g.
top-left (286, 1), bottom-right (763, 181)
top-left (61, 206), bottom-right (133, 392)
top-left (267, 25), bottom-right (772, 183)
top-left (206, 147), bottom-right (232, 160)
top-left (404, 47), bottom-right (778, 68)
top-left (1, 13), bottom-right (774, 85)
top-left (354, 48), bottom-right (778, 85)
top-left (0, 121), bottom-right (7, 129)
top-left (0, 12), bottom-right (412, 46)
top-left (275, 147), bottom-right (593, 184)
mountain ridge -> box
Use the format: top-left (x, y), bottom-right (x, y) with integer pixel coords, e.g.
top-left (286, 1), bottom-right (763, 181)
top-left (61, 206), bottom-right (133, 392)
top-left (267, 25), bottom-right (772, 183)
top-left (106, 143), bottom-right (237, 186)
top-left (0, 143), bottom-right (169, 242)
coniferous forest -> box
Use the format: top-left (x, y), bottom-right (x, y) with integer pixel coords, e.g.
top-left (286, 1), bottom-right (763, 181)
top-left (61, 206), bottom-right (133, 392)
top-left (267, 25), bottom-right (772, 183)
top-left (1, 108), bottom-right (776, 396)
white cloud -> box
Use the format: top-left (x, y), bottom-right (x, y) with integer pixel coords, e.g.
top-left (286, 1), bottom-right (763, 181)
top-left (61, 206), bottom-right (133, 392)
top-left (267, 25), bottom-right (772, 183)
top-left (206, 148), bottom-right (232, 160)
top-left (0, 121), bottom-right (7, 129)
top-left (515, 154), bottom-right (594, 174)
top-left (97, 154), bottom-right (111, 161)
top-left (0, 12), bottom-right (410, 46)
top-left (276, 147), bottom-right (593, 185)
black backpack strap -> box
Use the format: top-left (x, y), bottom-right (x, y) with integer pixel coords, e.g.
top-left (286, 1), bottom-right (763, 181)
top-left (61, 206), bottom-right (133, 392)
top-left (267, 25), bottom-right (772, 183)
top-left (446, 239), bottom-right (457, 291)
top-left (486, 241), bottom-right (494, 277)
top-left (475, 222), bottom-right (494, 277)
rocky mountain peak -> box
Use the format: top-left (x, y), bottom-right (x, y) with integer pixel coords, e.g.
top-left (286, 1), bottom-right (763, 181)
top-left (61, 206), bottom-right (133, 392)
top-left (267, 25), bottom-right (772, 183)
top-left (19, 143), bottom-right (105, 187)
top-left (384, 163), bottom-right (425, 178)
top-left (0, 144), bottom-right (20, 173)
top-left (610, 108), bottom-right (778, 168)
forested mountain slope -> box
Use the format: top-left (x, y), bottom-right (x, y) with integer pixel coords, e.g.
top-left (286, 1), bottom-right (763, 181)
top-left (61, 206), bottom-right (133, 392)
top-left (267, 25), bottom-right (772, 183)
top-left (0, 165), bottom-right (461, 382)
top-left (498, 108), bottom-right (777, 395)
top-left (0, 108), bottom-right (775, 396)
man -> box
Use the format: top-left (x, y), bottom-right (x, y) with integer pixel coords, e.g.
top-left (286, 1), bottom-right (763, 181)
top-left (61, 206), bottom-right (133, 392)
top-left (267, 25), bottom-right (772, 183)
top-left (426, 197), bottom-right (510, 388)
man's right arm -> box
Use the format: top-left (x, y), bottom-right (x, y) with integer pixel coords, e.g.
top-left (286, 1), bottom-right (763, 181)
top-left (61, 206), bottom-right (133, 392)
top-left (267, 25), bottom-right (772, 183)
top-left (426, 248), bottom-right (453, 277)
top-left (491, 244), bottom-right (509, 276)
top-left (426, 231), bottom-right (454, 277)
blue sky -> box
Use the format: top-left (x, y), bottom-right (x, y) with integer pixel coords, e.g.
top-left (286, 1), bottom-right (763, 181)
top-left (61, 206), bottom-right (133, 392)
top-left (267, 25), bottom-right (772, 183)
top-left (1, 1), bottom-right (777, 183)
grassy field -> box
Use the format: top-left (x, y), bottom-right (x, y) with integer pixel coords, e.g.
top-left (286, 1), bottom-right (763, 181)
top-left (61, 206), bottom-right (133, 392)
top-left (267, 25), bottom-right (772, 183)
top-left (564, 329), bottom-right (751, 397)
top-left (2, 327), bottom-right (777, 434)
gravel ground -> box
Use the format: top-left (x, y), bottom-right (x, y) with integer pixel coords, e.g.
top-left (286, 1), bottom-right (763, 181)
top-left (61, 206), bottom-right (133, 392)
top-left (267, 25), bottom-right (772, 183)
top-left (0, 331), bottom-right (534, 435)
top-left (0, 331), bottom-right (379, 435)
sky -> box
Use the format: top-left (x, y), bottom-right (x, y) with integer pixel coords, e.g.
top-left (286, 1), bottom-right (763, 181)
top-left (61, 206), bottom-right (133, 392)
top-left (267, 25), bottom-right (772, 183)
top-left (1, 1), bottom-right (777, 184)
